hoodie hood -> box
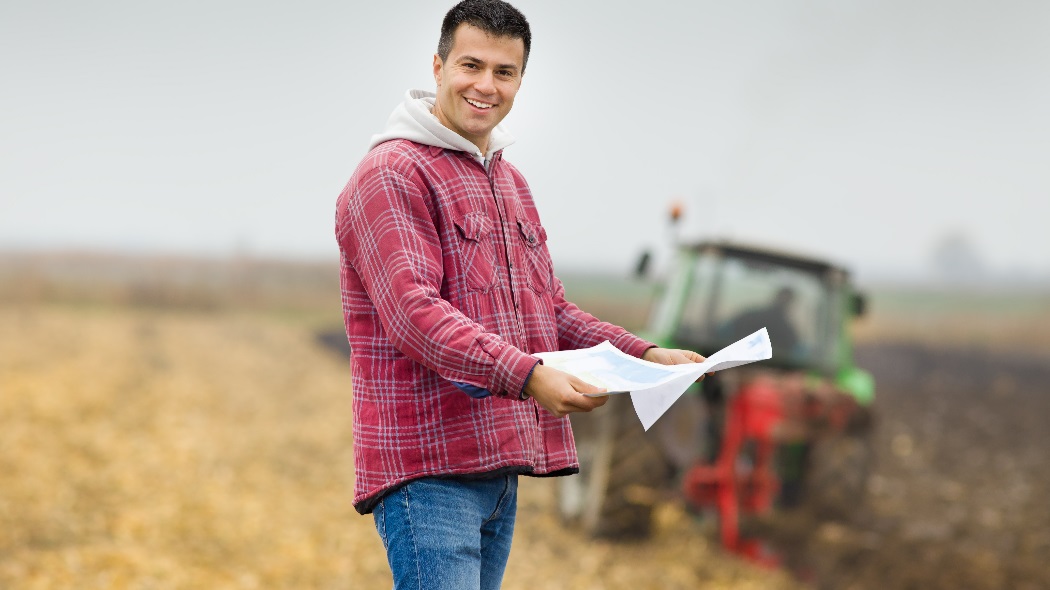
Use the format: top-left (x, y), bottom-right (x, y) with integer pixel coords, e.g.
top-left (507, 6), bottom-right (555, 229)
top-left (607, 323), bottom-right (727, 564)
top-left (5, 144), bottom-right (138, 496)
top-left (368, 89), bottom-right (515, 163)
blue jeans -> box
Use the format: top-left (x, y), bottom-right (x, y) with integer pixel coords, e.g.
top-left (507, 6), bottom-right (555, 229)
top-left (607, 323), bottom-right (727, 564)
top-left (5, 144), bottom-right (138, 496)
top-left (373, 475), bottom-right (518, 590)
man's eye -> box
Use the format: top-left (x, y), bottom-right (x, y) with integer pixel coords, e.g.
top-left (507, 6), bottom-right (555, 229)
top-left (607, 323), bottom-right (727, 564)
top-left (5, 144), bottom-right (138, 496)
top-left (463, 63), bottom-right (478, 69)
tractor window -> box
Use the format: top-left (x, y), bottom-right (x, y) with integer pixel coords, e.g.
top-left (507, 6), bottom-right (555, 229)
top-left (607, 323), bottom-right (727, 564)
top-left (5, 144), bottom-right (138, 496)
top-left (676, 253), bottom-right (835, 368)
top-left (675, 254), bottom-right (720, 348)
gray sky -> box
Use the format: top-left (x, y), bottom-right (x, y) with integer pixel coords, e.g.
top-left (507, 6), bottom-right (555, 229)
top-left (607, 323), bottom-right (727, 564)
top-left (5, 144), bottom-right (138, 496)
top-left (2, 0), bottom-right (1048, 282)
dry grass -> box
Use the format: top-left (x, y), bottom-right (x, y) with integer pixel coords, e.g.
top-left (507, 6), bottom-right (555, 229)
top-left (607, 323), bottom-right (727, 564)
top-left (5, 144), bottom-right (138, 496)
top-left (0, 305), bottom-right (384, 589)
top-left (0, 303), bottom-right (797, 589)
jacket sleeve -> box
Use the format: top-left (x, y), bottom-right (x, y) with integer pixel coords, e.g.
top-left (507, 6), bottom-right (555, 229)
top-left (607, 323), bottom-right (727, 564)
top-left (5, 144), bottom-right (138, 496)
top-left (550, 275), bottom-right (655, 358)
top-left (337, 165), bottom-right (539, 398)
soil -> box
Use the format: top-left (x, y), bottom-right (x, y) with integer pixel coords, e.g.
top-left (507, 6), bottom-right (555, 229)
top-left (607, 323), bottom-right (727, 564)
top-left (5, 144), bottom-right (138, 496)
top-left (768, 342), bottom-right (1050, 590)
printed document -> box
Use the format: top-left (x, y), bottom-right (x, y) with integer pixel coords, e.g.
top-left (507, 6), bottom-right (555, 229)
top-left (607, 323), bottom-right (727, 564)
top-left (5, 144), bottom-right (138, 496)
top-left (534, 328), bottom-right (772, 430)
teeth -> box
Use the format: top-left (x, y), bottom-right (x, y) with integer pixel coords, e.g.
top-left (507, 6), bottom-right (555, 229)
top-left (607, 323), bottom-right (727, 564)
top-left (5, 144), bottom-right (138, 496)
top-left (465, 98), bottom-right (493, 109)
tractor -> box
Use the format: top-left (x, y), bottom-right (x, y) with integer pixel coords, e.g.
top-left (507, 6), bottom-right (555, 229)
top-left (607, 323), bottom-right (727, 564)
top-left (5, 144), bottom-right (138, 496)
top-left (559, 237), bottom-right (875, 564)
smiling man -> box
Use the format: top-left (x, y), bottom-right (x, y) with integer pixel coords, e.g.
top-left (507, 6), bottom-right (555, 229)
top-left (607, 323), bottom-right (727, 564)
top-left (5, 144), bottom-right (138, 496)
top-left (335, 1), bottom-right (703, 588)
top-left (431, 22), bottom-right (521, 154)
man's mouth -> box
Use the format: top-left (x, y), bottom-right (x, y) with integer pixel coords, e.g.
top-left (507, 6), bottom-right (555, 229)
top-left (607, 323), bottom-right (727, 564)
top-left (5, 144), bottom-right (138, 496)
top-left (465, 98), bottom-right (495, 110)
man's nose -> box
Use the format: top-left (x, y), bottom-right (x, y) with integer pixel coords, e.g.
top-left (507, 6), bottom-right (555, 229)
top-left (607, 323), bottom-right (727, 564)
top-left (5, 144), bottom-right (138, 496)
top-left (474, 70), bottom-right (496, 95)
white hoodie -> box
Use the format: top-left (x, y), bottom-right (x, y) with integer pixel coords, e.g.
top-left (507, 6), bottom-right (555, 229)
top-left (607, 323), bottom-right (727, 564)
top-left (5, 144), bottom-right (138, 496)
top-left (368, 89), bottom-right (516, 168)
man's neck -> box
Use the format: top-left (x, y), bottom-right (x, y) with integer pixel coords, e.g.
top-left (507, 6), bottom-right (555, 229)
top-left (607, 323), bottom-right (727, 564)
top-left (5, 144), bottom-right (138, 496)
top-left (429, 104), bottom-right (488, 156)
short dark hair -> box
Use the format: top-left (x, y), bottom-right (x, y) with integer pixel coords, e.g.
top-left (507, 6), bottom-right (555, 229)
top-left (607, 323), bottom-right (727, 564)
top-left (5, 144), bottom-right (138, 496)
top-left (437, 0), bottom-right (532, 72)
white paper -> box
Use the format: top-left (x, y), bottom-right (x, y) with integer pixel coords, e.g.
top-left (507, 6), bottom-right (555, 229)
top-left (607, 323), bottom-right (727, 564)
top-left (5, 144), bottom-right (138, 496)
top-left (533, 328), bottom-right (772, 431)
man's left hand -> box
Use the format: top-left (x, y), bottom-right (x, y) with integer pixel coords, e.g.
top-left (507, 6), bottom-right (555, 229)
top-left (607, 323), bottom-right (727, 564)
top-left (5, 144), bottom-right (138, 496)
top-left (641, 347), bottom-right (711, 381)
top-left (642, 347), bottom-right (705, 365)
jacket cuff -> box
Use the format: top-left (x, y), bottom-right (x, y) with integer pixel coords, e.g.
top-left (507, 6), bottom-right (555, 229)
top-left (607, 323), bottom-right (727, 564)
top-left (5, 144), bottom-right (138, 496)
top-left (518, 362), bottom-right (540, 400)
top-left (488, 344), bottom-right (542, 399)
top-left (609, 332), bottom-right (657, 359)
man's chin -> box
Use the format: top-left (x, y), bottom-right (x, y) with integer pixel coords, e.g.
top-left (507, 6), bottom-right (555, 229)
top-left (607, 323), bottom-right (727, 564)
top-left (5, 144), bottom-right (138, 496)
top-left (466, 121), bottom-right (501, 137)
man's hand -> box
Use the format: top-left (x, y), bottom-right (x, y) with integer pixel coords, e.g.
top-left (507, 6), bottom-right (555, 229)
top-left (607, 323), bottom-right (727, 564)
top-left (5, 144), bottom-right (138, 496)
top-left (642, 347), bottom-right (711, 381)
top-left (642, 347), bottom-right (705, 365)
top-left (523, 364), bottom-right (609, 418)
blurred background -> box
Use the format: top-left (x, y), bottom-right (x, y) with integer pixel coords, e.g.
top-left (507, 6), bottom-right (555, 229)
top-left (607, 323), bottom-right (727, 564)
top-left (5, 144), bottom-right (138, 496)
top-left (1, 0), bottom-right (1047, 588)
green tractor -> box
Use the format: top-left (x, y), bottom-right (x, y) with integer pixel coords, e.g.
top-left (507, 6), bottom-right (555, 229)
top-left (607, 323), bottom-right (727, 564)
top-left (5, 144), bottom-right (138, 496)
top-left (560, 239), bottom-right (875, 563)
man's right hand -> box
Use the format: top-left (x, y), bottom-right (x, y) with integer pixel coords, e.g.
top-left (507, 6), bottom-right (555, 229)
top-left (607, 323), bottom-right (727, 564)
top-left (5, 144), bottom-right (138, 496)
top-left (523, 363), bottom-right (609, 418)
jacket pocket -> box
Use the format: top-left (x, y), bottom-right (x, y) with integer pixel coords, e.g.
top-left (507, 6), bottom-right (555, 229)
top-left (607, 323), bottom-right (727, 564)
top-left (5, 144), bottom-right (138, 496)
top-left (453, 211), bottom-right (498, 293)
top-left (516, 216), bottom-right (553, 294)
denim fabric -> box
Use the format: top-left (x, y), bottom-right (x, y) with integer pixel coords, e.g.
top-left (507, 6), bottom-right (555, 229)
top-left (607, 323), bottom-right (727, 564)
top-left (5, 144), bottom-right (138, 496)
top-left (373, 476), bottom-right (518, 590)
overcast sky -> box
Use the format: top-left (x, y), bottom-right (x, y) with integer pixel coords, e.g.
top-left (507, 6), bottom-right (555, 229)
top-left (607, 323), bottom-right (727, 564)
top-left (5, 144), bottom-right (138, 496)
top-left (2, 0), bottom-right (1048, 282)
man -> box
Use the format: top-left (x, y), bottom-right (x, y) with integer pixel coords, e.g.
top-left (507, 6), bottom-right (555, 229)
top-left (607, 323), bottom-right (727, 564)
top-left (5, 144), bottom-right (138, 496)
top-left (335, 1), bottom-right (703, 587)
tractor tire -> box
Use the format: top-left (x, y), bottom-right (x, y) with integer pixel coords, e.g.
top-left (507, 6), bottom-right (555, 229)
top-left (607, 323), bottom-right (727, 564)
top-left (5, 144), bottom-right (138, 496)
top-left (558, 394), bottom-right (673, 539)
top-left (803, 409), bottom-right (875, 521)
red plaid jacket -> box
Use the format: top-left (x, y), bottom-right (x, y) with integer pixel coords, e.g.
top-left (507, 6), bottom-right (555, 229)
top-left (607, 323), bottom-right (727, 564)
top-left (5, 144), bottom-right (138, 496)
top-left (336, 139), bottom-right (653, 514)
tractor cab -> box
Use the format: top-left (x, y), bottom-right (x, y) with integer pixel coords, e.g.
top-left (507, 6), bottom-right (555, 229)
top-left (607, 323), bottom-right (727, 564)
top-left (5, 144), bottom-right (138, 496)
top-left (645, 241), bottom-right (872, 403)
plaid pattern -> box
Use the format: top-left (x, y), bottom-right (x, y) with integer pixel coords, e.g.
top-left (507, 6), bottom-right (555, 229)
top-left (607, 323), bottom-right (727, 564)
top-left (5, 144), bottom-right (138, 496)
top-left (336, 140), bottom-right (653, 514)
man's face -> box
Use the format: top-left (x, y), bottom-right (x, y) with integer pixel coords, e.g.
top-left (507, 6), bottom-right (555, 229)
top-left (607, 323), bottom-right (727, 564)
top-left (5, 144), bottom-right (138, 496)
top-left (432, 24), bottom-right (525, 154)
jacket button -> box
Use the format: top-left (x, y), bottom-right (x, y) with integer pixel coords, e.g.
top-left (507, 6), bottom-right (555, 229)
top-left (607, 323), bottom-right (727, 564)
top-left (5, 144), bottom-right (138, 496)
top-left (528, 235), bottom-right (536, 245)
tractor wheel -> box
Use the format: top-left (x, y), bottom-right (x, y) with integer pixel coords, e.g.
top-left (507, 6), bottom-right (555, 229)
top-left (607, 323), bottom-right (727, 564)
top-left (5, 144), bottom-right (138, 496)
top-left (558, 394), bottom-right (673, 539)
top-left (803, 409), bottom-right (875, 521)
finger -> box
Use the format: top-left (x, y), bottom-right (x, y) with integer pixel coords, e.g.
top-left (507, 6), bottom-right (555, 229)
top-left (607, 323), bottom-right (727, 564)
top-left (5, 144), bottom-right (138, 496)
top-left (674, 349), bottom-right (704, 363)
top-left (567, 392), bottom-right (613, 411)
top-left (587, 394), bottom-right (609, 409)
top-left (667, 351), bottom-right (691, 364)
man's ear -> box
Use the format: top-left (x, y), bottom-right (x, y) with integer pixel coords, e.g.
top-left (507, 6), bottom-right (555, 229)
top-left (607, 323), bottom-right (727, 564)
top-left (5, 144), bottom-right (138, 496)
top-left (432, 54), bottom-right (443, 86)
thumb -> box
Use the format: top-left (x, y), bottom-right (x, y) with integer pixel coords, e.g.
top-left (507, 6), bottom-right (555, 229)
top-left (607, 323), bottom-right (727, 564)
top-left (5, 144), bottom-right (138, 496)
top-left (569, 376), bottom-right (607, 396)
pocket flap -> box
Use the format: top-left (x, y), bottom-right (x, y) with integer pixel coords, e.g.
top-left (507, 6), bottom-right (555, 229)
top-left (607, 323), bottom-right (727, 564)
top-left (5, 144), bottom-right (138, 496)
top-left (516, 218), bottom-right (547, 247)
top-left (454, 212), bottom-right (492, 242)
